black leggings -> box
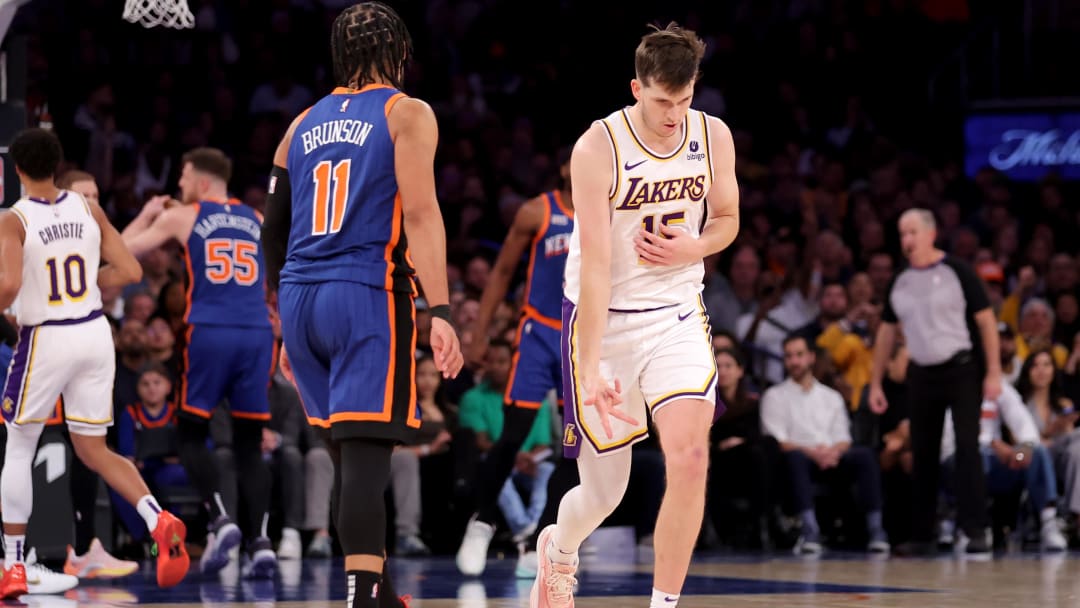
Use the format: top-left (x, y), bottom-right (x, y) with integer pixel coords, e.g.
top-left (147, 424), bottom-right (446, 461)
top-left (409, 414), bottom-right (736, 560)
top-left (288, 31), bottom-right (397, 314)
top-left (324, 434), bottom-right (400, 608)
top-left (178, 415), bottom-right (271, 538)
top-left (475, 405), bottom-right (539, 525)
top-left (334, 438), bottom-right (394, 556)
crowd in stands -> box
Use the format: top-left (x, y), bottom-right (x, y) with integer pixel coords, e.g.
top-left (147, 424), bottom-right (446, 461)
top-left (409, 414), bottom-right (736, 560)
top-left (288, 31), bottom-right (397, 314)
top-left (2, 0), bottom-right (1079, 557)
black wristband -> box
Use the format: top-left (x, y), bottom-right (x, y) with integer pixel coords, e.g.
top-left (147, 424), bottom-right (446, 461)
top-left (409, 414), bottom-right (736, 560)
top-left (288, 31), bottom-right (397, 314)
top-left (430, 304), bottom-right (451, 323)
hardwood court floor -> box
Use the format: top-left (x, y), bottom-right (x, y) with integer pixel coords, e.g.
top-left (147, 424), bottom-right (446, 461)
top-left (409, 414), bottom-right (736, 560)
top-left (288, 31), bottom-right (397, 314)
top-left (21, 550), bottom-right (1080, 607)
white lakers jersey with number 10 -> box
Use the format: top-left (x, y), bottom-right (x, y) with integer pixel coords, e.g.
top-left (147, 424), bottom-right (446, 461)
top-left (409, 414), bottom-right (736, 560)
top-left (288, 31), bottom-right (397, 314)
top-left (9, 191), bottom-right (102, 326)
top-left (564, 107), bottom-right (714, 311)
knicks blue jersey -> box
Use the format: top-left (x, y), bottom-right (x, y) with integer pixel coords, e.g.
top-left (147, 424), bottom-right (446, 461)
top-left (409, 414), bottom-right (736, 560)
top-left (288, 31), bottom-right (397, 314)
top-left (522, 191), bottom-right (573, 323)
top-left (184, 200), bottom-right (270, 328)
top-left (282, 84), bottom-right (415, 293)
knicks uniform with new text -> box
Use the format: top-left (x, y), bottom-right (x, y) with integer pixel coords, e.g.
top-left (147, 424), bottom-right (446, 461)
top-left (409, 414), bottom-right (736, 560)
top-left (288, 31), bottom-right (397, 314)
top-left (562, 108), bottom-right (718, 457)
top-left (182, 199), bottom-right (273, 421)
top-left (506, 190), bottom-right (573, 409)
top-left (2, 192), bottom-right (114, 435)
top-left (278, 84), bottom-right (420, 441)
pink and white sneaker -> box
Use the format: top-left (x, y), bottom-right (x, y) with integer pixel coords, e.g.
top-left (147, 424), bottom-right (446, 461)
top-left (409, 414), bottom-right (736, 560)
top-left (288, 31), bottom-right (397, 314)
top-left (530, 525), bottom-right (577, 608)
top-left (63, 538), bottom-right (139, 579)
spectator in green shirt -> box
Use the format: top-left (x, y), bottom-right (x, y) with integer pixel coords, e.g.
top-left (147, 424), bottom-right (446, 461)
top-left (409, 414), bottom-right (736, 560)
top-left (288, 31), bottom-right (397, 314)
top-left (459, 341), bottom-right (555, 543)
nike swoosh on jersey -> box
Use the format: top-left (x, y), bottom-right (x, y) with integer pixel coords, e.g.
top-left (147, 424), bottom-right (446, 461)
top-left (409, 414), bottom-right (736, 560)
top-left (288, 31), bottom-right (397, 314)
top-left (623, 159), bottom-right (647, 171)
top-left (677, 310), bottom-right (694, 321)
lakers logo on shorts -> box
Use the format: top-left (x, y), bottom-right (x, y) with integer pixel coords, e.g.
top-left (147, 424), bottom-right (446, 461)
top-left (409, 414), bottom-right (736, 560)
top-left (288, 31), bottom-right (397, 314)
top-left (563, 423), bottom-right (578, 448)
top-left (2, 397), bottom-right (14, 422)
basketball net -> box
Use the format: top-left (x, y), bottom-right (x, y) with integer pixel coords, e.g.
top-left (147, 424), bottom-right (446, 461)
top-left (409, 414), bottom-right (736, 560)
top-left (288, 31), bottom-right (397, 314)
top-left (122, 0), bottom-right (195, 29)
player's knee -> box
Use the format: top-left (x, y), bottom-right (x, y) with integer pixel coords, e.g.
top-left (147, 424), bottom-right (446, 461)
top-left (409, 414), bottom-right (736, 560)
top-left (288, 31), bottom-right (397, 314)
top-left (665, 442), bottom-right (710, 484)
top-left (337, 440), bottom-right (394, 556)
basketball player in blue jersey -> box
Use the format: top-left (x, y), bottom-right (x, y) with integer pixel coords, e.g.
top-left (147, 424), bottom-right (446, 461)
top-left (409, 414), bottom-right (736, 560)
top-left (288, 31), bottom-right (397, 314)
top-left (457, 152), bottom-right (574, 576)
top-left (121, 148), bottom-right (277, 579)
top-left (260, 4), bottom-right (462, 608)
top-left (532, 24), bottom-right (740, 608)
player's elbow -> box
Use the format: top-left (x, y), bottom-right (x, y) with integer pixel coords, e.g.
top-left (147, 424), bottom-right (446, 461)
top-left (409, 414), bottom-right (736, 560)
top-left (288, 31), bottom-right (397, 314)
top-left (117, 259), bottom-right (143, 285)
top-left (127, 262), bottom-right (144, 284)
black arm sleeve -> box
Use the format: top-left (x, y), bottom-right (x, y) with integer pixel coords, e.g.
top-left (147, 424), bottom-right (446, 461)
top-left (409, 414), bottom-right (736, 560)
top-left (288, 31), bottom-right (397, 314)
top-left (946, 255), bottom-right (992, 316)
top-left (262, 166), bottom-right (292, 293)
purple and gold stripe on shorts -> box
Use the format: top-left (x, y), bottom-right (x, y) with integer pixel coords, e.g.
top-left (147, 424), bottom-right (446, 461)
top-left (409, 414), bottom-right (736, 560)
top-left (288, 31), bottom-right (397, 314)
top-left (560, 297), bottom-right (647, 458)
top-left (560, 298), bottom-right (581, 459)
top-left (2, 325), bottom-right (37, 423)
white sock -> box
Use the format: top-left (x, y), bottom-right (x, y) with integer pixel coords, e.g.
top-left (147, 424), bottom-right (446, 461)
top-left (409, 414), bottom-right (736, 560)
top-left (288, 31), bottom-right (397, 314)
top-left (137, 495), bottom-right (163, 531)
top-left (3, 535), bottom-right (25, 565)
top-left (650, 588), bottom-right (679, 607)
top-left (1041, 507), bottom-right (1058, 525)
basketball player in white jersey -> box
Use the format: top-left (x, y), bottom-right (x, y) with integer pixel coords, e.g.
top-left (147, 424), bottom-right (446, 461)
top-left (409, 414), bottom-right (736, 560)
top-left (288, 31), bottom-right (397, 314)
top-left (531, 24), bottom-right (739, 608)
top-left (0, 129), bottom-right (189, 598)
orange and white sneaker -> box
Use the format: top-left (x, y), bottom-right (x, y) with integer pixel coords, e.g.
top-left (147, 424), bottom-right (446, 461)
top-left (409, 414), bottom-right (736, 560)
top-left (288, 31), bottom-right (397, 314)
top-left (63, 539), bottom-right (138, 579)
top-left (150, 511), bottom-right (190, 588)
top-left (529, 525), bottom-right (577, 608)
top-left (0, 563), bottom-right (28, 599)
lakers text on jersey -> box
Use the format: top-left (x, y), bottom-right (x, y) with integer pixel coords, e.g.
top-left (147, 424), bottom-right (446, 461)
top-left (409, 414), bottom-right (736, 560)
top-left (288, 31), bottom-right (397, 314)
top-left (563, 108), bottom-right (714, 312)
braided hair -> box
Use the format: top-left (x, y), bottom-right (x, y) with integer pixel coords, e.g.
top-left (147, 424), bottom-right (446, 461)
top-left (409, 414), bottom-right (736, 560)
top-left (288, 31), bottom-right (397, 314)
top-left (331, 2), bottom-right (412, 91)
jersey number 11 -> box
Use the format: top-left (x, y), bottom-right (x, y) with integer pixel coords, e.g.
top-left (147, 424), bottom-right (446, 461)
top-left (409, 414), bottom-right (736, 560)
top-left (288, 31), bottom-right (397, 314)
top-left (311, 160), bottom-right (351, 235)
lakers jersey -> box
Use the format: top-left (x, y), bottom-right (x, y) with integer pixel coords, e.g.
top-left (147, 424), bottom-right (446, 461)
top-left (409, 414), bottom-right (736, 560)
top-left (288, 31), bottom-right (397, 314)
top-left (564, 108), bottom-right (714, 310)
top-left (282, 84), bottom-right (415, 293)
top-left (184, 199), bottom-right (270, 328)
top-left (523, 190), bottom-right (573, 322)
top-left (8, 191), bottom-right (102, 326)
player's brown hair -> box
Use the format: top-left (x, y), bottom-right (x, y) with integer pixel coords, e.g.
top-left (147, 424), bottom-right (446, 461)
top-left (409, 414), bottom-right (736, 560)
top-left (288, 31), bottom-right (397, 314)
top-left (634, 22), bottom-right (706, 91)
top-left (56, 170), bottom-right (95, 189)
top-left (182, 147), bottom-right (232, 183)
top-left (331, 1), bottom-right (412, 90)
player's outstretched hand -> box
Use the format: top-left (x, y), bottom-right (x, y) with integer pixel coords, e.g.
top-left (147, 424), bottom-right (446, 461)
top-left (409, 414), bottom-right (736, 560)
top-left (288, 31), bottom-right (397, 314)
top-left (583, 376), bottom-right (636, 439)
top-left (431, 317), bottom-right (464, 379)
top-left (634, 224), bottom-right (704, 266)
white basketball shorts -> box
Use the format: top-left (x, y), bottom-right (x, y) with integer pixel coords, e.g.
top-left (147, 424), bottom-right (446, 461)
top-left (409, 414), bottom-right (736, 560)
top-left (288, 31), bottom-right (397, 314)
top-left (2, 314), bottom-right (115, 436)
top-left (560, 295), bottom-right (717, 457)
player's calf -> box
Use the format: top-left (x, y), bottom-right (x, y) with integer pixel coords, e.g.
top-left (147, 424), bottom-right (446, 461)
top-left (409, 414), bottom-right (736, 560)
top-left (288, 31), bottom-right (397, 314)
top-left (68, 433), bottom-right (190, 586)
top-left (652, 399), bottom-right (712, 601)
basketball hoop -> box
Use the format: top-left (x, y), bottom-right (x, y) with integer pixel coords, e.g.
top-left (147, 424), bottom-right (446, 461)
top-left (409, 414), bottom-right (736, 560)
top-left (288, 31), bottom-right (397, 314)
top-left (122, 0), bottom-right (195, 29)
